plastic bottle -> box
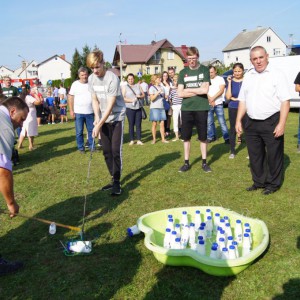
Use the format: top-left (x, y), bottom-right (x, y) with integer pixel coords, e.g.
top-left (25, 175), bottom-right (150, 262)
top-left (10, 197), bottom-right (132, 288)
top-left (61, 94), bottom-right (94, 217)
top-left (196, 240), bottom-right (206, 255)
top-left (232, 241), bottom-right (239, 258)
top-left (167, 218), bottom-right (174, 231)
top-left (227, 235), bottom-right (234, 247)
top-left (223, 215), bottom-right (230, 223)
top-left (205, 208), bottom-right (211, 220)
top-left (127, 225), bottom-right (141, 237)
top-left (163, 228), bottom-right (172, 248)
top-left (234, 219), bottom-right (243, 243)
top-left (194, 210), bottom-right (201, 231)
top-left (245, 228), bottom-right (252, 244)
top-left (228, 245), bottom-right (236, 259)
top-left (49, 222), bottom-right (56, 235)
top-left (221, 247), bottom-right (229, 259)
top-left (181, 211), bottom-right (189, 226)
top-left (181, 225), bottom-right (189, 248)
top-left (206, 216), bottom-right (213, 238)
top-left (219, 218), bottom-right (226, 231)
top-left (189, 223), bottom-right (196, 248)
top-left (67, 241), bottom-right (92, 253)
top-left (242, 233), bottom-right (251, 256)
top-left (218, 237), bottom-right (226, 258)
top-left (174, 237), bottom-right (181, 249)
top-left (198, 226), bottom-right (206, 241)
top-left (214, 213), bottom-right (221, 233)
top-left (225, 223), bottom-right (233, 239)
top-left (210, 245), bottom-right (219, 259)
top-left (170, 230), bottom-right (177, 249)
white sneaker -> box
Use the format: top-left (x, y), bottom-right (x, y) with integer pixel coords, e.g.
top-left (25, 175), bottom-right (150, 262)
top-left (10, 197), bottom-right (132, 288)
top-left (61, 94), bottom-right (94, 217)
top-left (229, 154), bottom-right (235, 159)
top-left (129, 141), bottom-right (135, 146)
top-left (136, 140), bottom-right (144, 145)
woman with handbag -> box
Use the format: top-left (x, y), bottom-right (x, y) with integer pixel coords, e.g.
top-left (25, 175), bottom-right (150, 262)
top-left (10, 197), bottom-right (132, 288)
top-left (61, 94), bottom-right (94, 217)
top-left (161, 71), bottom-right (172, 138)
top-left (149, 74), bottom-right (168, 144)
top-left (122, 73), bottom-right (145, 145)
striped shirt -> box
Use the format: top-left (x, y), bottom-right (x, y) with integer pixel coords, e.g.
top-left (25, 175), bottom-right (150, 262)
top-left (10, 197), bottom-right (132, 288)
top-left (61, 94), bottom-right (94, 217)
top-left (168, 88), bottom-right (183, 106)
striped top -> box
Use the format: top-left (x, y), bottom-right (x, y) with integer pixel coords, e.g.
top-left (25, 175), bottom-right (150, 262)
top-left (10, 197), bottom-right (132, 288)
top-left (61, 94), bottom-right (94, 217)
top-left (168, 88), bottom-right (183, 106)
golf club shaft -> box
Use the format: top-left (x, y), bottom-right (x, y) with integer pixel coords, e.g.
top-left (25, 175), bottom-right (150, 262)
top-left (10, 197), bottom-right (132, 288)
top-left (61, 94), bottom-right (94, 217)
top-left (0, 210), bottom-right (81, 232)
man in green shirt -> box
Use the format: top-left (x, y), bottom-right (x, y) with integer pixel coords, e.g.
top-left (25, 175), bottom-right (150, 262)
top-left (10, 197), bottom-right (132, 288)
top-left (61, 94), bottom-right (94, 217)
top-left (2, 76), bottom-right (19, 98)
top-left (178, 47), bottom-right (211, 173)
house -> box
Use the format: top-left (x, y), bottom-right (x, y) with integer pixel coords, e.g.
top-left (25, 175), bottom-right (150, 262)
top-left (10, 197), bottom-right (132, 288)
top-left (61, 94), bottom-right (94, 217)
top-left (201, 59), bottom-right (223, 68)
top-left (0, 65), bottom-right (14, 78)
top-left (14, 60), bottom-right (38, 80)
top-left (37, 54), bottom-right (71, 85)
top-left (112, 39), bottom-right (188, 78)
top-left (223, 27), bottom-right (287, 69)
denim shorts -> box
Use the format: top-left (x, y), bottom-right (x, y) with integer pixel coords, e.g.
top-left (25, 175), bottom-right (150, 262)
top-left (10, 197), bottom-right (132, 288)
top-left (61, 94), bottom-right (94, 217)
top-left (149, 108), bottom-right (166, 122)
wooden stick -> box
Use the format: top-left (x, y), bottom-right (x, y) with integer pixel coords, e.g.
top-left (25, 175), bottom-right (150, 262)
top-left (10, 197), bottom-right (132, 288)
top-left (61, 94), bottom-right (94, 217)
top-left (0, 210), bottom-right (81, 232)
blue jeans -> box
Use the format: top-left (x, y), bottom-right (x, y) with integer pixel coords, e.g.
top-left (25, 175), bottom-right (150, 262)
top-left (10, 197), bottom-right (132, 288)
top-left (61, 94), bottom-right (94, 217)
top-left (126, 108), bottom-right (142, 141)
top-left (207, 104), bottom-right (229, 141)
top-left (75, 113), bottom-right (94, 150)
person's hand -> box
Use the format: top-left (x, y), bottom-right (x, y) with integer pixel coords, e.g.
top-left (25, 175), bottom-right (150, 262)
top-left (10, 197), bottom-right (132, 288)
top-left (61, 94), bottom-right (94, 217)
top-left (227, 75), bottom-right (232, 82)
top-left (273, 123), bottom-right (285, 138)
top-left (92, 124), bottom-right (100, 138)
top-left (7, 202), bottom-right (19, 218)
top-left (235, 120), bottom-right (243, 135)
top-left (70, 111), bottom-right (75, 119)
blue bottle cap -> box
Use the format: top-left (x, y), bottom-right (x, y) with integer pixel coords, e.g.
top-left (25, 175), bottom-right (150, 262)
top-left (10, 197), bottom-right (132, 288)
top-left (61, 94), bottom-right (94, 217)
top-left (244, 223), bottom-right (250, 227)
top-left (227, 236), bottom-right (233, 241)
top-left (225, 223), bottom-right (231, 227)
top-left (232, 241), bottom-right (238, 246)
top-left (229, 245), bottom-right (235, 250)
top-left (182, 211), bottom-right (187, 215)
top-left (211, 246), bottom-right (218, 251)
top-left (166, 228), bottom-right (171, 232)
top-left (236, 219), bottom-right (241, 224)
top-left (212, 242), bottom-right (218, 247)
top-left (190, 222), bottom-right (195, 227)
top-left (207, 216), bottom-right (212, 220)
top-left (222, 247), bottom-right (228, 252)
top-left (215, 213), bottom-right (220, 216)
top-left (244, 233), bottom-right (250, 237)
top-left (201, 222), bottom-right (206, 227)
top-left (220, 219), bottom-right (225, 223)
top-left (198, 236), bottom-right (204, 240)
top-left (175, 223), bottom-right (180, 228)
top-left (199, 240), bottom-right (205, 245)
top-left (175, 237), bottom-right (181, 242)
top-left (199, 226), bottom-right (205, 231)
top-left (196, 210), bottom-right (200, 214)
top-left (245, 228), bottom-right (251, 233)
top-left (224, 216), bottom-right (229, 220)
top-left (206, 208), bottom-right (211, 212)
top-left (172, 231), bottom-right (177, 235)
top-left (168, 214), bottom-right (173, 219)
top-left (219, 237), bottom-right (225, 242)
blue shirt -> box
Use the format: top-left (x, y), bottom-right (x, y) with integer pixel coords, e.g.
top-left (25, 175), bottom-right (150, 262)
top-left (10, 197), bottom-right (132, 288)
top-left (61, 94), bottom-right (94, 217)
top-left (46, 97), bottom-right (55, 107)
top-left (228, 80), bottom-right (243, 109)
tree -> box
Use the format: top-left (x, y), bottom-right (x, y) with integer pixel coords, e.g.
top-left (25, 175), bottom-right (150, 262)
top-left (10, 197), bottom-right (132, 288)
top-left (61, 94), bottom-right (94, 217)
top-left (70, 48), bottom-right (82, 82)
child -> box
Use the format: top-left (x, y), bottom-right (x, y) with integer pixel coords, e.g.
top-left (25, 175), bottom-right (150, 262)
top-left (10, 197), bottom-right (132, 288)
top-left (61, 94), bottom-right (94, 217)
top-left (45, 91), bottom-right (56, 124)
top-left (59, 94), bottom-right (68, 123)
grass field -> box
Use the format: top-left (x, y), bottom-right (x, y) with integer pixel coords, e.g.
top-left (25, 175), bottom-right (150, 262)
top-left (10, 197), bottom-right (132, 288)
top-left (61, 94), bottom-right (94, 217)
top-left (0, 108), bottom-right (299, 299)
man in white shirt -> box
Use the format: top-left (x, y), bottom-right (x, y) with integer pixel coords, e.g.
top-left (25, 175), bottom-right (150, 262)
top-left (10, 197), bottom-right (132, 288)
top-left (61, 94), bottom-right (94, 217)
top-left (207, 66), bottom-right (229, 144)
top-left (236, 46), bottom-right (290, 195)
top-left (68, 67), bottom-right (94, 153)
top-left (139, 79), bottom-right (149, 105)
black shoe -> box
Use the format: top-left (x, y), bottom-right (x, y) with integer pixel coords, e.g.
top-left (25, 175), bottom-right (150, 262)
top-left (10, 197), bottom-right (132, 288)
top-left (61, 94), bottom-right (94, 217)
top-left (179, 163), bottom-right (190, 172)
top-left (224, 139), bottom-right (230, 145)
top-left (0, 257), bottom-right (23, 276)
top-left (97, 139), bottom-right (102, 147)
top-left (207, 137), bottom-right (216, 143)
top-left (111, 181), bottom-right (122, 196)
top-left (262, 188), bottom-right (276, 195)
top-left (246, 184), bottom-right (264, 192)
top-left (85, 142), bottom-right (89, 148)
top-left (202, 163), bottom-right (212, 173)
top-left (101, 181), bottom-right (114, 191)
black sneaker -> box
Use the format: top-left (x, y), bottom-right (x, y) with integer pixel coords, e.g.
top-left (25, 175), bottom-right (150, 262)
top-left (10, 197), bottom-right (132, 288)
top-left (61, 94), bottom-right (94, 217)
top-left (111, 181), bottom-right (122, 196)
top-left (0, 257), bottom-right (23, 276)
top-left (85, 141), bottom-right (89, 148)
top-left (101, 181), bottom-right (114, 191)
top-left (97, 139), bottom-right (102, 147)
top-left (179, 163), bottom-right (190, 172)
top-left (202, 163), bottom-right (212, 173)
top-left (224, 139), bottom-right (230, 145)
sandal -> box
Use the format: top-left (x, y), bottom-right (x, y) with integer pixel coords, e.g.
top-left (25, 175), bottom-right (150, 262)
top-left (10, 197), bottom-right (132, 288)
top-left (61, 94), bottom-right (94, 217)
top-left (237, 136), bottom-right (242, 145)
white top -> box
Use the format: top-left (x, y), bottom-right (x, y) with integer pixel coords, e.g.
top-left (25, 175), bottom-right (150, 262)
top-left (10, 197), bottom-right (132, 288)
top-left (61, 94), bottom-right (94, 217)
top-left (58, 87), bottom-right (67, 97)
top-left (208, 75), bottom-right (225, 106)
top-left (21, 95), bottom-right (38, 137)
top-left (69, 80), bottom-right (93, 114)
top-left (140, 82), bottom-right (148, 92)
top-left (238, 64), bottom-right (291, 120)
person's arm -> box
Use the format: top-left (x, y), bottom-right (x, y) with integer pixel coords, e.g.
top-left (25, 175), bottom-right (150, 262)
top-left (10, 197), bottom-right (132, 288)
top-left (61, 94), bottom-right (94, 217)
top-left (273, 100), bottom-right (290, 138)
top-left (0, 167), bottom-right (19, 217)
top-left (295, 84), bottom-right (300, 93)
top-left (92, 95), bottom-right (116, 138)
top-left (225, 77), bottom-right (233, 100)
top-left (208, 84), bottom-right (225, 106)
top-left (138, 85), bottom-right (145, 99)
top-left (68, 94), bottom-right (75, 118)
top-left (235, 101), bottom-right (247, 135)
top-left (92, 93), bottom-right (101, 124)
top-left (177, 82), bottom-right (209, 98)
top-left (149, 87), bottom-right (163, 102)
top-left (122, 86), bottom-right (136, 104)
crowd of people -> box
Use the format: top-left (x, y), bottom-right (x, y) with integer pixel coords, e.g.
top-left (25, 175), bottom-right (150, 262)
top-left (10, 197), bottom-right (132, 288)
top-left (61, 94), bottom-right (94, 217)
top-left (0, 45), bottom-right (297, 276)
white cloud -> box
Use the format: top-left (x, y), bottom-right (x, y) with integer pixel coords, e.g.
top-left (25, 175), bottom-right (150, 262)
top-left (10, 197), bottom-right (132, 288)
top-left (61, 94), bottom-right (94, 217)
top-left (105, 12), bottom-right (115, 17)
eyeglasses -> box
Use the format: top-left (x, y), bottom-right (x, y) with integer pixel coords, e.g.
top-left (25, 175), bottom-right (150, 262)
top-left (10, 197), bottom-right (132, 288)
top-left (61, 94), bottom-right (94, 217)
top-left (187, 57), bottom-right (198, 61)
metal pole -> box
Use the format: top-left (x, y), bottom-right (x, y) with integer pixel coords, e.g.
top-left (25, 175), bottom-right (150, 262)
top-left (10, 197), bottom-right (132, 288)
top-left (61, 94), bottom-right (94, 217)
top-left (119, 33), bottom-right (123, 80)
top-left (18, 54), bottom-right (28, 80)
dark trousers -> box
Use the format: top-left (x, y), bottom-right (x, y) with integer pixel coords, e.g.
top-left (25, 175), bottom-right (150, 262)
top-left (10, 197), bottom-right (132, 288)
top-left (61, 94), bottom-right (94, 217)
top-left (245, 112), bottom-right (284, 190)
top-left (100, 121), bottom-right (124, 182)
top-left (126, 108), bottom-right (142, 141)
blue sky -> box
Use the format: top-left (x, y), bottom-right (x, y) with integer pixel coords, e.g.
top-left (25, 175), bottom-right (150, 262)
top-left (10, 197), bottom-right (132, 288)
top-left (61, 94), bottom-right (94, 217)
top-left (1, 0), bottom-right (299, 70)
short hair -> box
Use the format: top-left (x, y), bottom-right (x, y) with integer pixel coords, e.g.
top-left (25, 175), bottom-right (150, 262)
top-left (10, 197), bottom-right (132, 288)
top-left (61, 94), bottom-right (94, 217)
top-left (86, 50), bottom-right (104, 68)
top-left (209, 66), bottom-right (217, 71)
top-left (1, 96), bottom-right (29, 112)
top-left (78, 67), bottom-right (88, 75)
top-left (232, 63), bottom-right (244, 71)
top-left (126, 73), bottom-right (135, 80)
top-left (186, 46), bottom-right (199, 57)
top-left (250, 46), bottom-right (267, 55)
top-left (3, 76), bottom-right (11, 80)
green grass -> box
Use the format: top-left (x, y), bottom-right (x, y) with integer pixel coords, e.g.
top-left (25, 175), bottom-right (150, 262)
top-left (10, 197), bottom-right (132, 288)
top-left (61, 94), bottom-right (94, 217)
top-left (0, 108), bottom-right (299, 299)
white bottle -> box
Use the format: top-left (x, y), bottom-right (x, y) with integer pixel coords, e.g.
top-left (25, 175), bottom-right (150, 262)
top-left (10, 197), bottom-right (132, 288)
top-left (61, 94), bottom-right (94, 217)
top-left (174, 237), bottom-right (181, 250)
top-left (218, 237), bottom-right (226, 258)
top-left (205, 208), bottom-right (211, 220)
top-left (219, 218), bottom-right (226, 232)
top-left (242, 233), bottom-right (251, 256)
top-left (206, 216), bottom-right (213, 238)
top-left (245, 228), bottom-right (252, 244)
top-left (228, 245), bottom-right (236, 259)
top-left (181, 225), bottom-right (189, 248)
top-left (198, 226), bottom-right (206, 241)
top-left (167, 218), bottom-right (174, 231)
top-left (170, 230), bottom-right (177, 249)
top-left (235, 219), bottom-right (243, 243)
top-left (163, 228), bottom-right (172, 249)
top-left (49, 222), bottom-right (56, 235)
top-left (221, 247), bottom-right (229, 259)
top-left (227, 235), bottom-right (234, 247)
top-left (210, 245), bottom-right (219, 259)
top-left (196, 240), bottom-right (206, 255)
top-left (194, 210), bottom-right (201, 231)
top-left (174, 223), bottom-right (181, 239)
top-left (189, 223), bottom-right (196, 248)
top-left (181, 211), bottom-right (189, 227)
top-left (232, 241), bottom-right (239, 258)
top-left (214, 213), bottom-right (221, 233)
top-left (225, 223), bottom-right (232, 239)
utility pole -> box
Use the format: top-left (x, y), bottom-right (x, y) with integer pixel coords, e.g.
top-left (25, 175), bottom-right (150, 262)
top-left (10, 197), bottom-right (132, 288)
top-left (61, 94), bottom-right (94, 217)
top-left (18, 54), bottom-right (28, 80)
top-left (119, 33), bottom-right (123, 80)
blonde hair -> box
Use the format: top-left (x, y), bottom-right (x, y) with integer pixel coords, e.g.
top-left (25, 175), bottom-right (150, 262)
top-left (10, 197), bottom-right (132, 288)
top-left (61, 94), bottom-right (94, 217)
top-left (150, 74), bottom-right (161, 85)
top-left (86, 50), bottom-right (104, 68)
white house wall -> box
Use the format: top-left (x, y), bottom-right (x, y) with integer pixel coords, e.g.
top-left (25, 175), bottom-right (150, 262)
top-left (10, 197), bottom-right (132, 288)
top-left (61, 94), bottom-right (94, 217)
top-left (38, 57), bottom-right (71, 85)
top-left (224, 49), bottom-right (251, 69)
